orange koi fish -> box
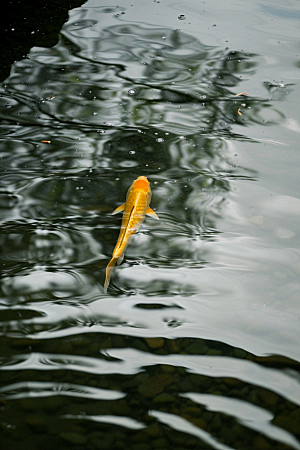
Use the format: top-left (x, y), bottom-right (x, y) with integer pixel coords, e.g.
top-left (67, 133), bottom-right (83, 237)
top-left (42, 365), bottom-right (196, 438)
top-left (104, 176), bottom-right (159, 291)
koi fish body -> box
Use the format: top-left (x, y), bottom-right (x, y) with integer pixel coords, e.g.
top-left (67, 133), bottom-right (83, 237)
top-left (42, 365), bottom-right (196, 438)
top-left (104, 176), bottom-right (158, 291)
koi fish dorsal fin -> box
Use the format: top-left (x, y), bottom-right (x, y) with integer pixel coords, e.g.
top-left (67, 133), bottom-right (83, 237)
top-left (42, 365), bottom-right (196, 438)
top-left (146, 207), bottom-right (159, 220)
top-left (112, 203), bottom-right (125, 215)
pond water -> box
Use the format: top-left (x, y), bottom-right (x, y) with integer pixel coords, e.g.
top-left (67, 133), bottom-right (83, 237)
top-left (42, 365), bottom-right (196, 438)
top-left (1, 0), bottom-right (300, 449)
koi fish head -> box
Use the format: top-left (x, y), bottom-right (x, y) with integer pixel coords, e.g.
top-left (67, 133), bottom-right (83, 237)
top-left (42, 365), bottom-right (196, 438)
top-left (134, 176), bottom-right (150, 192)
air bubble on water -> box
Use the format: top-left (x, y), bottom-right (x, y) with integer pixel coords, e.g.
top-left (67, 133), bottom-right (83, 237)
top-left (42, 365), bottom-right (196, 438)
top-left (241, 103), bottom-right (246, 107)
top-left (179, 136), bottom-right (186, 140)
top-left (162, 36), bottom-right (166, 40)
top-left (178, 14), bottom-right (186, 20)
top-left (165, 132), bottom-right (169, 135)
top-left (128, 89), bottom-right (136, 95)
top-left (277, 83), bottom-right (285, 88)
top-left (97, 130), bottom-right (105, 134)
top-left (129, 150), bottom-right (136, 154)
top-left (92, 112), bottom-right (97, 116)
top-left (156, 138), bottom-right (164, 142)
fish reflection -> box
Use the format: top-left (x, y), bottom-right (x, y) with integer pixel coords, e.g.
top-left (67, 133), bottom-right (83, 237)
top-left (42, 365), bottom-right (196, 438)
top-left (105, 176), bottom-right (159, 291)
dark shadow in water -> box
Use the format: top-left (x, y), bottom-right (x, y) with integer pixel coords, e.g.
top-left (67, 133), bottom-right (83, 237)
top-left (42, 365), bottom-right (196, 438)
top-left (0, 0), bottom-right (85, 82)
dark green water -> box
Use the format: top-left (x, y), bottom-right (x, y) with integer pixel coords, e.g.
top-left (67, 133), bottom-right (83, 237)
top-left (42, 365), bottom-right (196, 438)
top-left (1, 1), bottom-right (300, 449)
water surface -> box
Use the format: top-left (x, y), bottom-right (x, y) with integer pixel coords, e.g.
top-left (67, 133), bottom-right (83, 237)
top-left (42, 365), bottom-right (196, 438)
top-left (1, 0), bottom-right (300, 449)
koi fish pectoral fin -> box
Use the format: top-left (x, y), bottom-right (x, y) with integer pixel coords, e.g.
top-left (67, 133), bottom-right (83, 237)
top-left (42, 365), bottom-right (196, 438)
top-left (112, 203), bottom-right (125, 215)
top-left (146, 207), bottom-right (159, 220)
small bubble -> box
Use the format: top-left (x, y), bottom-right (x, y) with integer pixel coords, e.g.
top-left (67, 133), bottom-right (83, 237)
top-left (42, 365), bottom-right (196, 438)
top-left (156, 138), bottom-right (164, 142)
top-left (178, 14), bottom-right (186, 20)
top-left (92, 112), bottom-right (97, 116)
top-left (129, 150), bottom-right (136, 154)
top-left (97, 130), bottom-right (105, 134)
top-left (179, 136), bottom-right (186, 140)
top-left (162, 36), bottom-right (166, 40)
top-left (128, 88), bottom-right (136, 95)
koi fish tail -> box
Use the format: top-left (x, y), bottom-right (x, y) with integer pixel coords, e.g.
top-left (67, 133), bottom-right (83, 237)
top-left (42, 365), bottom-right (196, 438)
top-left (104, 257), bottom-right (117, 291)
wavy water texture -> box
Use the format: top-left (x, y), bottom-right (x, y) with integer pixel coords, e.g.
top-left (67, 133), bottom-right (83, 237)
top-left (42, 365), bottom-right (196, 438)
top-left (0, 3), bottom-right (300, 450)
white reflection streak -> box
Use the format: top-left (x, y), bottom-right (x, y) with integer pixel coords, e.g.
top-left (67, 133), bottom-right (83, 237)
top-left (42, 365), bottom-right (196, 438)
top-left (181, 393), bottom-right (300, 450)
top-left (0, 352), bottom-right (135, 375)
top-left (62, 414), bottom-right (145, 430)
top-left (150, 410), bottom-right (234, 450)
top-left (2, 349), bottom-right (300, 408)
top-left (0, 381), bottom-right (125, 401)
top-left (105, 349), bottom-right (300, 407)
